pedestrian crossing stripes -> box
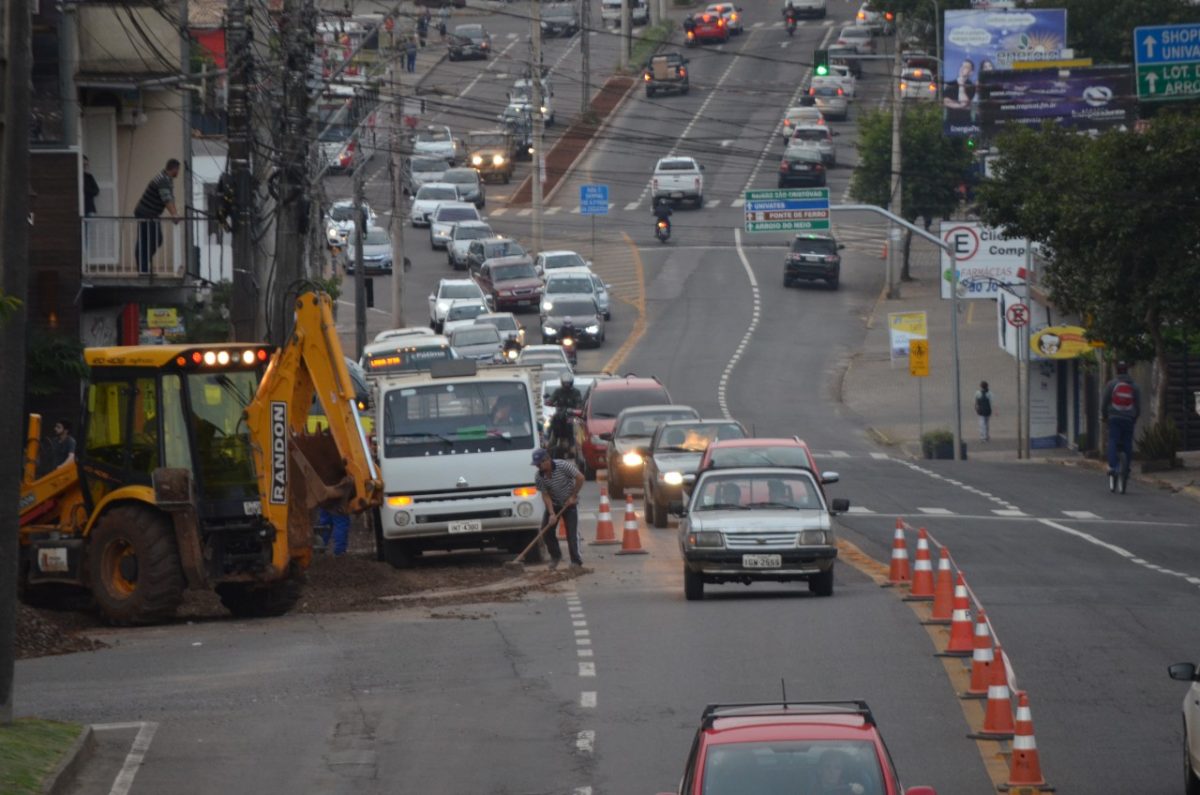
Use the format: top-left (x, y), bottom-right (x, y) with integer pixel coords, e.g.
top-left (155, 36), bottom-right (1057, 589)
top-left (1062, 510), bottom-right (1100, 519)
top-left (917, 507), bottom-right (954, 515)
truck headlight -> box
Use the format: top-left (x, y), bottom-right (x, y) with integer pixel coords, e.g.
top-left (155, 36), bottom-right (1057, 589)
top-left (393, 511), bottom-right (412, 527)
top-left (686, 531), bottom-right (723, 548)
top-left (622, 451), bottom-right (642, 467)
top-left (662, 471), bottom-right (683, 486)
top-left (472, 154), bottom-right (484, 166)
top-left (540, 106), bottom-right (548, 115)
top-left (493, 154), bottom-right (505, 166)
top-left (798, 530), bottom-right (827, 546)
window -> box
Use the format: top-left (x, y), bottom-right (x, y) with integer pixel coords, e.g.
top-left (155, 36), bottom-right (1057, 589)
top-left (84, 380), bottom-right (130, 470)
top-left (654, 423), bottom-right (745, 452)
top-left (441, 283), bottom-right (483, 299)
top-left (708, 446), bottom-right (813, 471)
top-left (452, 327), bottom-right (501, 347)
top-left (436, 206), bottom-right (479, 222)
top-left (447, 303), bottom-right (487, 321)
top-left (542, 253), bottom-right (586, 270)
top-left (791, 237), bottom-right (838, 255)
top-left (456, 225), bottom-right (491, 241)
top-left (411, 157), bottom-right (446, 172)
top-left (589, 386), bottom-right (670, 418)
top-left (700, 740), bottom-right (883, 795)
top-left (548, 300), bottom-right (596, 317)
top-left (658, 159), bottom-right (696, 171)
top-left (615, 410), bottom-right (696, 438)
top-left (547, 277), bottom-right (593, 294)
top-left (417, 185), bottom-right (458, 201)
top-left (186, 371), bottom-right (258, 501)
top-left (694, 473), bottom-right (820, 510)
top-left (494, 263), bottom-right (537, 281)
top-left (383, 381), bottom-right (534, 458)
top-left (128, 377), bottom-right (161, 474)
top-left (161, 375), bottom-right (192, 470)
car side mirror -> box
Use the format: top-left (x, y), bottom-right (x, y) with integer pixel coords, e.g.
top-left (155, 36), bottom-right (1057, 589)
top-left (821, 471), bottom-right (840, 485)
top-left (838, 243), bottom-right (846, 250)
top-left (599, 432), bottom-right (612, 442)
top-left (428, 294), bottom-right (435, 301)
top-left (1169, 662), bottom-right (1199, 681)
top-left (668, 500), bottom-right (686, 516)
top-left (830, 498), bottom-right (850, 514)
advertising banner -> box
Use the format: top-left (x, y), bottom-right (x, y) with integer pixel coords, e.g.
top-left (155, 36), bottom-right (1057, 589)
top-left (888, 311), bottom-right (928, 361)
top-left (979, 66), bottom-right (1135, 133)
top-left (939, 221), bottom-right (1029, 300)
top-left (943, 8), bottom-right (1069, 137)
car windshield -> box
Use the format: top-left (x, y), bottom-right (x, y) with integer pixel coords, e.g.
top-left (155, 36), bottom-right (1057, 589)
top-left (319, 126), bottom-right (350, 143)
top-left (447, 303), bottom-right (487, 320)
top-left (793, 128), bottom-right (829, 142)
top-left (543, 253), bottom-right (586, 270)
top-left (411, 157), bottom-right (446, 172)
top-left (590, 386), bottom-right (670, 418)
top-left (442, 169), bottom-right (477, 184)
top-left (456, 25), bottom-right (483, 37)
top-left (455, 225), bottom-right (491, 241)
top-left (442, 284), bottom-right (482, 299)
top-left (511, 85), bottom-right (532, 102)
top-left (486, 241), bottom-right (527, 258)
top-left (654, 422), bottom-right (745, 452)
top-left (708, 445), bottom-right (813, 470)
top-left (658, 159), bottom-right (696, 171)
top-left (546, 5), bottom-right (574, 18)
top-left (494, 263), bottom-right (537, 281)
top-left (548, 300), bottom-right (596, 317)
top-left (615, 410), bottom-right (696, 438)
top-left (417, 185), bottom-right (458, 201)
top-left (547, 277), bottom-right (593, 294)
top-left (329, 205), bottom-right (357, 222)
top-left (694, 473), bottom-right (821, 511)
top-left (362, 228), bottom-right (390, 246)
top-left (469, 133), bottom-right (507, 148)
top-left (792, 237), bottom-right (838, 255)
top-left (451, 327), bottom-right (500, 347)
top-left (418, 128), bottom-right (452, 143)
top-left (363, 345), bottom-right (454, 375)
top-left (477, 315), bottom-right (517, 331)
top-left (700, 740), bottom-right (883, 794)
top-left (436, 206), bottom-right (478, 222)
top-left (382, 381), bottom-right (534, 458)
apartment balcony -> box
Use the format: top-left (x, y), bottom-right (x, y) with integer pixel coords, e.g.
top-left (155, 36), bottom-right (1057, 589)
top-left (83, 215), bottom-right (189, 282)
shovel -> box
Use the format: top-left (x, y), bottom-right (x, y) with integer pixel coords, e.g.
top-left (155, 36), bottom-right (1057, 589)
top-left (505, 504), bottom-right (568, 570)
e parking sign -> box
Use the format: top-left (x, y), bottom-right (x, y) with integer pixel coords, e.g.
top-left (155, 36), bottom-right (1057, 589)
top-left (939, 221), bottom-right (1029, 300)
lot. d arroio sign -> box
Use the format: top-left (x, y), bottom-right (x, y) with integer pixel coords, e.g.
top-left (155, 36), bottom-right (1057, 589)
top-left (939, 221), bottom-right (1029, 300)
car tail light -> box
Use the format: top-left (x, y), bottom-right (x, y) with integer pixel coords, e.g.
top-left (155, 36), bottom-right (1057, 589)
top-left (779, 160), bottom-right (789, 173)
top-left (885, 11), bottom-right (894, 21)
top-left (837, 88), bottom-right (844, 96)
top-left (644, 72), bottom-right (651, 81)
top-left (900, 81), bottom-right (908, 91)
top-left (652, 178), bottom-right (659, 191)
top-left (825, 255), bottom-right (837, 262)
top-left (783, 119), bottom-right (792, 128)
top-left (679, 67), bottom-right (686, 77)
top-left (815, 164), bottom-right (824, 171)
top-left (809, 87), bottom-right (816, 95)
top-left (694, 178), bottom-right (700, 191)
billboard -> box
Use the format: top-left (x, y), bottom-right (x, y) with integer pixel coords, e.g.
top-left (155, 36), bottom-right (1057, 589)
top-left (979, 66), bottom-right (1135, 133)
top-left (942, 8), bottom-right (1069, 137)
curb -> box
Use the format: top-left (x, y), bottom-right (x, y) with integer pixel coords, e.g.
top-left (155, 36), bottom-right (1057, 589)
top-left (41, 725), bottom-right (95, 795)
top-left (540, 77), bottom-right (641, 207)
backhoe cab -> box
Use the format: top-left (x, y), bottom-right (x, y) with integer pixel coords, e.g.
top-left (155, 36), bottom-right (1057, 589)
top-left (18, 292), bottom-right (382, 624)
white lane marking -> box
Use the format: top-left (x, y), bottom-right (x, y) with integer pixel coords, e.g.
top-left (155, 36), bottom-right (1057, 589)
top-left (624, 201), bottom-right (640, 211)
top-left (993, 509), bottom-right (1028, 517)
top-left (575, 629), bottom-right (589, 636)
top-left (893, 459), bottom-right (1027, 515)
top-left (870, 452), bottom-right (890, 460)
top-left (918, 507), bottom-right (954, 515)
top-left (720, 228), bottom-right (761, 419)
top-left (752, 21), bottom-right (764, 27)
top-left (732, 198), bottom-right (745, 207)
top-left (579, 661), bottom-right (596, 677)
top-left (506, 32), bottom-right (517, 38)
top-left (572, 619), bottom-right (586, 626)
top-left (546, 206), bottom-right (562, 215)
top-left (1063, 510), bottom-right (1100, 519)
top-left (570, 206), bottom-right (581, 214)
top-left (577, 637), bottom-right (591, 645)
top-left (575, 787), bottom-right (594, 795)
top-left (92, 721), bottom-right (159, 795)
top-left (846, 506), bottom-right (875, 514)
top-left (578, 648), bottom-right (594, 657)
top-left (518, 208), bottom-right (533, 217)
top-left (828, 450), bottom-right (850, 458)
top-left (705, 199), bottom-right (721, 208)
top-left (780, 41), bottom-right (790, 48)
top-left (576, 730), bottom-right (595, 753)
top-left (448, 40), bottom-right (520, 111)
top-left (1039, 518), bottom-right (1200, 588)
top-left (490, 207), bottom-right (508, 216)
top-left (581, 691), bottom-right (597, 708)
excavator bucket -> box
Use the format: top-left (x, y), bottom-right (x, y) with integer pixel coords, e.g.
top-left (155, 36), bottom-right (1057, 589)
top-left (290, 430), bottom-right (356, 509)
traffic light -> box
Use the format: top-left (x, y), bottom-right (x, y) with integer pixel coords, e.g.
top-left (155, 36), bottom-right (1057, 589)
top-left (814, 49), bottom-right (829, 76)
top-left (966, 136), bottom-right (977, 151)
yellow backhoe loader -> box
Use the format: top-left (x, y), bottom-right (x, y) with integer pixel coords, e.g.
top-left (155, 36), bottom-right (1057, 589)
top-left (18, 292), bottom-right (382, 624)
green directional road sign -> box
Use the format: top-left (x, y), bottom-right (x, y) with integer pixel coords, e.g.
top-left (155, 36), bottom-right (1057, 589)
top-left (1136, 62), bottom-right (1200, 101)
top-left (743, 188), bottom-right (830, 233)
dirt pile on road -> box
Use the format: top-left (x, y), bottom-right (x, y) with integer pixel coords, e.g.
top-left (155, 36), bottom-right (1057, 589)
top-left (16, 604), bottom-right (107, 660)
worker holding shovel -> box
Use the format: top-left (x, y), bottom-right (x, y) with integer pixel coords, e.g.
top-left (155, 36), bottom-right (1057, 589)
top-left (532, 448), bottom-right (585, 569)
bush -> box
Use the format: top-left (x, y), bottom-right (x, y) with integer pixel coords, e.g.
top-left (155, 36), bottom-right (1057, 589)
top-left (921, 429), bottom-right (954, 459)
top-left (1136, 418), bottom-right (1181, 463)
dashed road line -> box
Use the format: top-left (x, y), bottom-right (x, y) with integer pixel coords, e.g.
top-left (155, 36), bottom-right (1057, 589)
top-left (992, 508), bottom-right (1028, 517)
top-left (1039, 518), bottom-right (1200, 588)
top-left (581, 691), bottom-right (597, 708)
top-left (846, 506), bottom-right (875, 514)
top-left (1063, 510), bottom-right (1099, 519)
top-left (579, 661), bottom-right (596, 676)
top-left (576, 730), bottom-right (596, 753)
top-left (720, 228), bottom-right (761, 418)
top-left (870, 452), bottom-right (890, 460)
top-left (490, 207), bottom-right (508, 216)
top-left (917, 507), bottom-right (954, 515)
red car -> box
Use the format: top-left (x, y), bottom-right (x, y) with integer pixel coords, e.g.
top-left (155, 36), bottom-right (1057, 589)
top-left (657, 701), bottom-right (937, 795)
top-left (685, 12), bottom-right (729, 46)
top-left (696, 437), bottom-right (834, 493)
top-left (577, 375), bottom-right (671, 479)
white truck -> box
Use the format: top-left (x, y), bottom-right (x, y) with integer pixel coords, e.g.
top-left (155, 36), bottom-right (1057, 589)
top-left (601, 0), bottom-right (648, 26)
top-left (373, 360), bottom-right (546, 567)
top-left (651, 156), bottom-right (705, 208)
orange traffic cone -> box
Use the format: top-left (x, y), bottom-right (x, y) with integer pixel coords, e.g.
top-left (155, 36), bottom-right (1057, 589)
top-left (904, 528), bottom-right (935, 600)
top-left (964, 611), bottom-right (994, 699)
top-left (936, 573), bottom-right (974, 657)
top-left (616, 493), bottom-right (648, 555)
top-left (925, 547), bottom-right (955, 624)
top-left (970, 643), bottom-right (1015, 740)
top-left (591, 487), bottom-right (619, 545)
top-left (1004, 692), bottom-right (1048, 788)
top-left (885, 520), bottom-right (910, 585)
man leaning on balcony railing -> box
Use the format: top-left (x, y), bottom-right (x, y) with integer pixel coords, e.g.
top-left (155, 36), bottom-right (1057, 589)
top-left (134, 158), bottom-right (181, 274)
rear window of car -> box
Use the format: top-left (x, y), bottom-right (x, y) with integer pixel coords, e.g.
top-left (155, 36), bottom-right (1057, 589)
top-left (708, 445), bottom-right (813, 469)
top-left (417, 185), bottom-right (457, 200)
top-left (590, 386), bottom-right (671, 418)
top-left (451, 327), bottom-right (500, 346)
top-left (841, 26), bottom-right (869, 37)
top-left (436, 206), bottom-right (478, 222)
top-left (411, 157), bottom-right (446, 172)
top-left (813, 87), bottom-right (842, 97)
top-left (454, 225), bottom-right (491, 240)
top-left (791, 237), bottom-right (838, 254)
top-left (486, 241), bottom-right (527, 258)
top-left (441, 283), bottom-right (483, 299)
top-left (494, 263), bottom-right (537, 281)
top-left (418, 128), bottom-right (452, 143)
top-left (476, 315), bottom-right (517, 331)
top-left (447, 303), bottom-right (487, 321)
top-left (443, 169), bottom-right (478, 184)
top-left (792, 128), bottom-right (829, 142)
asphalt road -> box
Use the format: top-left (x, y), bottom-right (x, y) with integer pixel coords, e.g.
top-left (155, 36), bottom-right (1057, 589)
top-left (14, 0), bottom-right (1200, 792)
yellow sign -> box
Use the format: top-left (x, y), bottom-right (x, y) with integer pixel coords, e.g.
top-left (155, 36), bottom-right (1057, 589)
top-left (909, 339), bottom-right (930, 377)
top-left (1010, 58), bottom-right (1094, 70)
top-left (888, 311), bottom-right (929, 360)
top-left (146, 307), bottom-right (178, 328)
top-left (1030, 325), bottom-right (1097, 359)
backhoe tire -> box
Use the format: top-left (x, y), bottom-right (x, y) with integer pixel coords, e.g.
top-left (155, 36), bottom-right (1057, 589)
top-left (384, 538), bottom-right (417, 569)
top-left (88, 504), bottom-right (185, 625)
top-left (216, 576), bottom-right (303, 619)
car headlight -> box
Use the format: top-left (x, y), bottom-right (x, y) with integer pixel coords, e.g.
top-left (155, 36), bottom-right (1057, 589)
top-left (472, 154), bottom-right (483, 166)
top-left (540, 106), bottom-right (548, 114)
top-left (543, 325), bottom-right (556, 336)
top-left (438, 301), bottom-right (451, 312)
top-left (798, 530), bottom-right (827, 546)
top-left (493, 154), bottom-right (505, 166)
top-left (585, 324), bottom-right (600, 334)
top-left (686, 531), bottom-right (724, 548)
top-left (622, 451), bottom-right (642, 467)
top-left (542, 300), bottom-right (553, 312)
top-left (327, 228), bottom-right (339, 242)
top-left (662, 471), bottom-right (684, 486)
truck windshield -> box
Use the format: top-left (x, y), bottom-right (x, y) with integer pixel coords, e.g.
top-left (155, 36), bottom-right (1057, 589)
top-left (186, 371), bottom-right (259, 501)
top-left (383, 381), bottom-right (534, 457)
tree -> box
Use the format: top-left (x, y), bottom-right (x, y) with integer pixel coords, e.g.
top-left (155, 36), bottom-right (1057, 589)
top-left (1028, 0), bottom-right (1200, 64)
top-left (849, 103), bottom-right (973, 279)
top-left (977, 113), bottom-right (1200, 421)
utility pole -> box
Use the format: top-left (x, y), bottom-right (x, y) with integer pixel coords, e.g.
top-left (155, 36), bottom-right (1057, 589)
top-left (886, 16), bottom-right (903, 300)
top-left (271, 0), bottom-right (315, 345)
top-left (388, 20), bottom-right (407, 328)
top-left (579, 0), bottom-right (591, 114)
top-left (353, 160), bottom-right (367, 359)
top-left (618, 0), bottom-right (628, 70)
top-left (228, 0), bottom-right (258, 340)
top-left (531, 0), bottom-right (545, 252)
top-left (0, 0), bottom-right (34, 726)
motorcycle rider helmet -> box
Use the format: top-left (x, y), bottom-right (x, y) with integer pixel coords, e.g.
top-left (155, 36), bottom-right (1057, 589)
top-left (562, 373), bottom-right (575, 387)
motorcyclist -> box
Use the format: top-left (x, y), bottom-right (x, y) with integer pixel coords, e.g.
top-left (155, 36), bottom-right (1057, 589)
top-left (547, 373), bottom-right (582, 454)
top-left (783, 1), bottom-right (798, 21)
top-left (501, 335), bottom-right (522, 361)
top-left (653, 198), bottom-right (673, 233)
top-left (548, 372), bottom-right (583, 411)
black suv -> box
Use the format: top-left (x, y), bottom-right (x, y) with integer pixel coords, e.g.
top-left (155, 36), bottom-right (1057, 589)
top-left (644, 52), bottom-right (689, 97)
top-left (784, 233), bottom-right (844, 290)
top-left (540, 3), bottom-right (579, 36)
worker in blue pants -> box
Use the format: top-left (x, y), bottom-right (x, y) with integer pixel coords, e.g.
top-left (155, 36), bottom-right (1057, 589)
top-left (318, 506), bottom-right (350, 556)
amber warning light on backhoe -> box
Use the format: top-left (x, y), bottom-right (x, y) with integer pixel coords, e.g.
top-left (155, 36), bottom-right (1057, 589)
top-left (174, 348), bottom-right (271, 368)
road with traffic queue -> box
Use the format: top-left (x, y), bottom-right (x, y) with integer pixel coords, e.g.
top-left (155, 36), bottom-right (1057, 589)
top-left (15, 0), bottom-right (1200, 792)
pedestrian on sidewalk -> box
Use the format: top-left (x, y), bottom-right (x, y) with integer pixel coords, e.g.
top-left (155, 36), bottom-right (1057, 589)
top-left (532, 448), bottom-right (585, 569)
top-left (405, 35), bottom-right (418, 73)
top-left (1102, 361), bottom-right (1141, 477)
top-left (417, 9), bottom-right (430, 46)
top-left (974, 380), bottom-right (992, 441)
top-left (438, 5), bottom-right (449, 39)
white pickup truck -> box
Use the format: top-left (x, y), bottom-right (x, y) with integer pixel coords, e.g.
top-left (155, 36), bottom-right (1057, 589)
top-left (651, 156), bottom-right (705, 208)
top-left (784, 0), bottom-right (826, 19)
top-left (373, 359), bottom-right (546, 567)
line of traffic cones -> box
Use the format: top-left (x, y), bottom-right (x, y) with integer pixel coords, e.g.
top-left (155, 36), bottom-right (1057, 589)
top-left (903, 528), bottom-right (935, 601)
top-left (615, 493), bottom-right (647, 555)
top-left (590, 487), bottom-right (620, 545)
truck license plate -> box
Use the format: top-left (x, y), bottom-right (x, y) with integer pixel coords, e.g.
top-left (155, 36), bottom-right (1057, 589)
top-left (742, 554), bottom-right (782, 569)
top-left (448, 519), bottom-right (482, 534)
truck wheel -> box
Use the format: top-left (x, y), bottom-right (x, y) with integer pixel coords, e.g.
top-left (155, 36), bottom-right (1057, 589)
top-left (383, 539), bottom-right (416, 569)
top-left (684, 566), bottom-right (704, 601)
top-left (216, 576), bottom-right (303, 618)
top-left (88, 504), bottom-right (184, 625)
top-left (809, 565), bottom-right (835, 597)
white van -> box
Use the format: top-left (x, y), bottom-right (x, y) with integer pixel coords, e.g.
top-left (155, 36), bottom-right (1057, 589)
top-left (374, 360), bottom-right (545, 566)
top-left (601, 0), bottom-right (648, 26)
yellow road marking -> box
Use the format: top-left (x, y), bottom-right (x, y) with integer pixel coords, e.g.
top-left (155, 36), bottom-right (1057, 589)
top-left (602, 232), bottom-right (647, 374)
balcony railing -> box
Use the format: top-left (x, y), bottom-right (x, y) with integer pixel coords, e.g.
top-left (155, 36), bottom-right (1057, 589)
top-left (82, 215), bottom-right (188, 280)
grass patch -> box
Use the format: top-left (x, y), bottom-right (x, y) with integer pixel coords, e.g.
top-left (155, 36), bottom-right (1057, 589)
top-left (625, 21), bottom-right (675, 72)
top-left (0, 718), bottom-right (83, 795)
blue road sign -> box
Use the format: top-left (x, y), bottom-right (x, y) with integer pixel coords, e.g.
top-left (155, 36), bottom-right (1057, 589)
top-left (1134, 24), bottom-right (1200, 101)
top-left (744, 188), bottom-right (830, 232)
top-left (580, 184), bottom-right (609, 216)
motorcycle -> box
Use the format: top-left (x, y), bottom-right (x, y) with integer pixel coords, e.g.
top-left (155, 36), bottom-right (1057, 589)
top-left (500, 337), bottom-right (522, 363)
top-left (785, 12), bottom-right (797, 35)
top-left (547, 408), bottom-right (581, 459)
top-left (559, 333), bottom-right (578, 365)
top-left (655, 218), bottom-right (671, 243)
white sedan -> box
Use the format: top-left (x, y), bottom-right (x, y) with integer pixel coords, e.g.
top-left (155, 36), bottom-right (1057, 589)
top-left (704, 2), bottom-right (743, 33)
top-left (410, 182), bottom-right (460, 227)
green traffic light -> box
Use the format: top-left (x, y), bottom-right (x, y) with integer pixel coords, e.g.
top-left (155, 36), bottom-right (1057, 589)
top-left (814, 49), bottom-right (829, 77)
top-left (816, 64), bottom-right (829, 76)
